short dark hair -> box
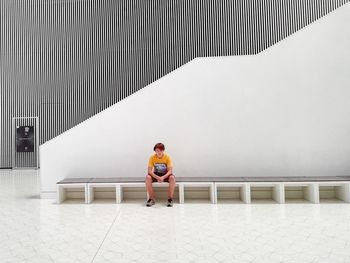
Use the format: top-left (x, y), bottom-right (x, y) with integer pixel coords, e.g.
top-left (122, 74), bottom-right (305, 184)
top-left (153, 143), bottom-right (165, 151)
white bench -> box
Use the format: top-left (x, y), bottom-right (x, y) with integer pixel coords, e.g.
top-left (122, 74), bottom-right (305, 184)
top-left (56, 176), bottom-right (350, 204)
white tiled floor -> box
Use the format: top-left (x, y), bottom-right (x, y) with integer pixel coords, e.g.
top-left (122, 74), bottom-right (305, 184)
top-left (1, 170), bottom-right (350, 263)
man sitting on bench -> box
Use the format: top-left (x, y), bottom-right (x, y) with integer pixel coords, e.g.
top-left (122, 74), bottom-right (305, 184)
top-left (146, 143), bottom-right (176, 207)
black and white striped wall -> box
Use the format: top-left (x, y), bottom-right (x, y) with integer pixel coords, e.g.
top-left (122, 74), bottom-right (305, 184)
top-left (1, 0), bottom-right (349, 168)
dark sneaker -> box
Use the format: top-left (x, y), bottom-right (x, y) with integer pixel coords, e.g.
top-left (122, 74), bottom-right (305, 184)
top-left (146, 198), bottom-right (155, 207)
top-left (166, 198), bottom-right (173, 207)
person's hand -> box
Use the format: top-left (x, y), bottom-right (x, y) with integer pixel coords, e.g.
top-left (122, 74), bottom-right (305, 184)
top-left (158, 176), bottom-right (164, 183)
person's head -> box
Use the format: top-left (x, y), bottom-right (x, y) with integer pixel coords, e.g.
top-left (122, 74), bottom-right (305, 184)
top-left (153, 143), bottom-right (165, 157)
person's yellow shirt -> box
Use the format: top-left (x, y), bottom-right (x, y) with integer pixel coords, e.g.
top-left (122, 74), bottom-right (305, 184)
top-left (148, 153), bottom-right (173, 175)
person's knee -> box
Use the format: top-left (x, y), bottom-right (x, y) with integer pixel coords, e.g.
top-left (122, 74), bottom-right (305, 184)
top-left (145, 175), bottom-right (152, 182)
top-left (169, 175), bottom-right (176, 183)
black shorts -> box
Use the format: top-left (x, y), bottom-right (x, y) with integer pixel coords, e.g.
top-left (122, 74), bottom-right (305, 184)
top-left (152, 174), bottom-right (175, 183)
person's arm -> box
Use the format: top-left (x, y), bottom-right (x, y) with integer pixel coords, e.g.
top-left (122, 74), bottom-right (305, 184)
top-left (148, 166), bottom-right (160, 181)
top-left (160, 155), bottom-right (173, 181)
top-left (161, 167), bottom-right (173, 180)
top-left (147, 157), bottom-right (159, 180)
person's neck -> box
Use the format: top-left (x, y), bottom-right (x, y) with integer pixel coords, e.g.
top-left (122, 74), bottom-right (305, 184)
top-left (156, 154), bottom-right (164, 158)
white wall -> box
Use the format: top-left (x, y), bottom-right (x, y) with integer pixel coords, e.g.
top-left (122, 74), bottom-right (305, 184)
top-left (40, 4), bottom-right (350, 197)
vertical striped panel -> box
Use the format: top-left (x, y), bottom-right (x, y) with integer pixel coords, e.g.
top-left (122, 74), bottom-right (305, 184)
top-left (0, 0), bottom-right (349, 168)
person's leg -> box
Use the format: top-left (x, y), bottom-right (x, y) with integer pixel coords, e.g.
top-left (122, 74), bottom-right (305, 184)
top-left (168, 175), bottom-right (176, 199)
top-left (145, 175), bottom-right (155, 200)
